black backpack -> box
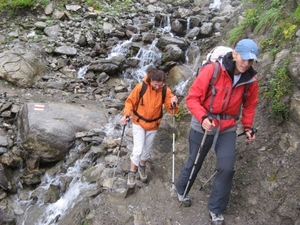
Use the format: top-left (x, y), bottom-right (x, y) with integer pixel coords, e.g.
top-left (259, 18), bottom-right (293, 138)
top-left (133, 81), bottom-right (167, 123)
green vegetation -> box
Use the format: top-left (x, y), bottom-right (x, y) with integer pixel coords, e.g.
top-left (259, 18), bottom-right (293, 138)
top-left (174, 107), bottom-right (186, 122)
top-left (228, 0), bottom-right (300, 48)
top-left (263, 59), bottom-right (293, 121)
top-left (228, 7), bottom-right (259, 44)
top-left (253, 8), bottom-right (280, 34)
top-left (0, 0), bottom-right (133, 14)
top-left (267, 170), bottom-right (277, 182)
top-left (81, 221), bottom-right (90, 225)
top-left (35, 29), bottom-right (43, 35)
top-left (0, 0), bottom-right (49, 9)
top-left (229, 0), bottom-right (299, 121)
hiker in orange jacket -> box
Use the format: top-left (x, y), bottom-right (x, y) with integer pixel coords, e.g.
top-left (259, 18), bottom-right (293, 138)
top-left (121, 69), bottom-right (178, 188)
top-left (176, 39), bottom-right (259, 225)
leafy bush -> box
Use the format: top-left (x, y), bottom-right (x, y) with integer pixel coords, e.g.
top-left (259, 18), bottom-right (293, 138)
top-left (0, 0), bottom-right (49, 10)
top-left (230, 0), bottom-right (299, 49)
top-left (228, 8), bottom-right (259, 45)
top-left (0, 0), bottom-right (35, 9)
top-left (253, 8), bottom-right (280, 34)
top-left (263, 60), bottom-right (293, 121)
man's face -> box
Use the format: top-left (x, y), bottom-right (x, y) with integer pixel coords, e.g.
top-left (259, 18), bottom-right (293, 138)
top-left (233, 51), bottom-right (254, 74)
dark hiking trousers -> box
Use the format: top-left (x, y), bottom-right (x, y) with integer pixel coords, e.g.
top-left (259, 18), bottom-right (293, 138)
top-left (176, 128), bottom-right (236, 215)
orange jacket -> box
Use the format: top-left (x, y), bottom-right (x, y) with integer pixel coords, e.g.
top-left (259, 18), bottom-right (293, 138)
top-left (123, 75), bottom-right (178, 131)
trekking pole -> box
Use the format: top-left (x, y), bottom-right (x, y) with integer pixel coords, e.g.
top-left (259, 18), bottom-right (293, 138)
top-left (199, 170), bottom-right (217, 190)
top-left (182, 130), bottom-right (208, 199)
top-left (171, 102), bottom-right (176, 189)
top-left (110, 119), bottom-right (127, 191)
top-left (199, 128), bottom-right (258, 191)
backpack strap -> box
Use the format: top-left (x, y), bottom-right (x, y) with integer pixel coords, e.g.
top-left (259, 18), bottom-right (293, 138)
top-left (139, 81), bottom-right (147, 106)
top-left (208, 61), bottom-right (220, 113)
top-left (161, 85), bottom-right (167, 103)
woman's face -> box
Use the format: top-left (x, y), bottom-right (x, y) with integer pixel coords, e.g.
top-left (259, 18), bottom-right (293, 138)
top-left (233, 50), bottom-right (254, 74)
top-left (151, 80), bottom-right (164, 90)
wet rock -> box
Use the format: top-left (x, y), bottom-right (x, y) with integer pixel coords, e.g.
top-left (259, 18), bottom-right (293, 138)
top-left (44, 184), bottom-right (60, 203)
top-left (0, 164), bottom-right (17, 193)
top-left (26, 155), bottom-right (40, 172)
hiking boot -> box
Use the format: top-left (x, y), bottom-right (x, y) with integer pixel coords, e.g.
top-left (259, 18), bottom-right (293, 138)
top-left (177, 193), bottom-right (191, 207)
top-left (127, 171), bottom-right (136, 188)
top-left (138, 165), bottom-right (148, 183)
top-left (209, 211), bottom-right (225, 225)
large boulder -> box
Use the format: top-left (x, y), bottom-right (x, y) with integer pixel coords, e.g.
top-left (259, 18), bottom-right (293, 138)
top-left (0, 44), bottom-right (47, 88)
top-left (17, 103), bottom-right (108, 163)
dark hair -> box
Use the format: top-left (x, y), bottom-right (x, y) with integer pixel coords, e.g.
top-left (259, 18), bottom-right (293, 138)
top-left (146, 69), bottom-right (166, 83)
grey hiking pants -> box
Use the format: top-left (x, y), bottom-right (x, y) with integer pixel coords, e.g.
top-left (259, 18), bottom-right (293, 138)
top-left (176, 128), bottom-right (236, 215)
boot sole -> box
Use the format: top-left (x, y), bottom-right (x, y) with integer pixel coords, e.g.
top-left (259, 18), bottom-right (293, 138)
top-left (140, 177), bottom-right (148, 183)
top-left (181, 201), bottom-right (191, 207)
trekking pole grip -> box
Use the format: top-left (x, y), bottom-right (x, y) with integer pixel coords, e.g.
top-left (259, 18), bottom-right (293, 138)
top-left (237, 127), bottom-right (258, 137)
top-left (250, 127), bottom-right (257, 137)
top-left (172, 101), bottom-right (176, 109)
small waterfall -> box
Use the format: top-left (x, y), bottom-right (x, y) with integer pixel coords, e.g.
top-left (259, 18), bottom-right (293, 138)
top-left (132, 39), bottom-right (162, 82)
top-left (18, 118), bottom-right (122, 225)
top-left (33, 158), bottom-right (97, 225)
top-left (158, 14), bottom-right (173, 37)
top-left (209, 0), bottom-right (222, 10)
top-left (174, 79), bottom-right (190, 96)
top-left (77, 65), bottom-right (88, 79)
top-left (108, 38), bottom-right (133, 58)
top-left (187, 17), bottom-right (190, 31)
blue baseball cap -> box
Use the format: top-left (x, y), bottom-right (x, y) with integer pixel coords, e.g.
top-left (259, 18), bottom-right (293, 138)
top-left (234, 39), bottom-right (258, 60)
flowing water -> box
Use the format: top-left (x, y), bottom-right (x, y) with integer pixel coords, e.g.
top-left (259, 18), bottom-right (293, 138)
top-left (33, 161), bottom-right (98, 225)
top-left (130, 38), bottom-right (162, 82)
top-left (210, 0), bottom-right (222, 9)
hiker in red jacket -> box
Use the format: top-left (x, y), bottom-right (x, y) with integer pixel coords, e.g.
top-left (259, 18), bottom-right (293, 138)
top-left (121, 69), bottom-right (178, 188)
top-left (176, 39), bottom-right (259, 225)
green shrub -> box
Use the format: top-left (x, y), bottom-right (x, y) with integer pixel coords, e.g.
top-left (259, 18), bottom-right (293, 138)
top-left (260, 38), bottom-right (277, 50)
top-left (244, 8), bottom-right (259, 27)
top-left (228, 8), bottom-right (259, 45)
top-left (228, 26), bottom-right (245, 45)
top-left (0, 0), bottom-right (50, 10)
top-left (174, 107), bottom-right (186, 122)
top-left (254, 8), bottom-right (280, 34)
top-left (291, 5), bottom-right (300, 24)
top-left (263, 60), bottom-right (292, 121)
top-left (1, 0), bottom-right (35, 8)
